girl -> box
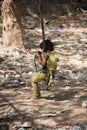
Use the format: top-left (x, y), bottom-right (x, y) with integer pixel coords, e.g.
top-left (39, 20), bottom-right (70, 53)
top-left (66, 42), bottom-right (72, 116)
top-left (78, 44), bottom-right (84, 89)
top-left (31, 39), bottom-right (57, 99)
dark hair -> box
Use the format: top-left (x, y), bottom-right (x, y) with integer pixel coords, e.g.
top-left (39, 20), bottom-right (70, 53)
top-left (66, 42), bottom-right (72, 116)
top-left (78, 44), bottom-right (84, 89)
top-left (40, 40), bottom-right (54, 52)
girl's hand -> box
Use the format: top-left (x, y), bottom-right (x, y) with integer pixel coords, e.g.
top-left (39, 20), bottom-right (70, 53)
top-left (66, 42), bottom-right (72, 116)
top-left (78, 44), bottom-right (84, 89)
top-left (35, 54), bottom-right (39, 59)
top-left (34, 52), bottom-right (46, 67)
top-left (34, 51), bottom-right (42, 59)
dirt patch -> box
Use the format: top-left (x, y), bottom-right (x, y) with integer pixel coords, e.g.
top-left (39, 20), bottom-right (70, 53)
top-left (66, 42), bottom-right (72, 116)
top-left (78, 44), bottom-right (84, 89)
top-left (0, 13), bottom-right (87, 130)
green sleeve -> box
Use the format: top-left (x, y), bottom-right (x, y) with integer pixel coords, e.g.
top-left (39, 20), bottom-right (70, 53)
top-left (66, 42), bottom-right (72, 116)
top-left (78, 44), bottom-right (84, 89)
top-left (43, 52), bottom-right (50, 60)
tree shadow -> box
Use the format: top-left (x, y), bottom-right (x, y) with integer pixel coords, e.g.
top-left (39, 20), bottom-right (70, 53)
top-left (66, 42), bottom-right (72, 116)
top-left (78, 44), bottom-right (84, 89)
top-left (0, 123), bottom-right (9, 130)
top-left (0, 57), bottom-right (5, 64)
top-left (24, 39), bottom-right (39, 50)
top-left (54, 39), bottom-right (87, 58)
top-left (0, 102), bottom-right (34, 130)
top-left (0, 113), bottom-right (34, 130)
top-left (44, 90), bottom-right (78, 101)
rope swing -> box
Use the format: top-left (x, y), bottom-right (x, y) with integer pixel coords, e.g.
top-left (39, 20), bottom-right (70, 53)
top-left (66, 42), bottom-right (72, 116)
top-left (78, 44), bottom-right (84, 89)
top-left (39, 0), bottom-right (45, 43)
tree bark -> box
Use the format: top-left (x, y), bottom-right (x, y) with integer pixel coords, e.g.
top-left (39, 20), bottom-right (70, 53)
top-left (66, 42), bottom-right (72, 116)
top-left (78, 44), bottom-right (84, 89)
top-left (2, 0), bottom-right (24, 49)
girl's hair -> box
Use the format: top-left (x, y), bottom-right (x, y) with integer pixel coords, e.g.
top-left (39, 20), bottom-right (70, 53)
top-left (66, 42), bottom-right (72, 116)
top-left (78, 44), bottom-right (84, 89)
top-left (40, 39), bottom-right (54, 52)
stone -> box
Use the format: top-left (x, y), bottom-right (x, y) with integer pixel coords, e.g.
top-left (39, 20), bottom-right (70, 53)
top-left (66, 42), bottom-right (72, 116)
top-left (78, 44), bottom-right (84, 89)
top-left (82, 101), bottom-right (87, 108)
top-left (22, 121), bottom-right (32, 128)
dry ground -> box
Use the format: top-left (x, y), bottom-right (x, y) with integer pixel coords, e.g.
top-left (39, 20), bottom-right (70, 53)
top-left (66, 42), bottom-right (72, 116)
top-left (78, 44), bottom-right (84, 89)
top-left (0, 13), bottom-right (87, 130)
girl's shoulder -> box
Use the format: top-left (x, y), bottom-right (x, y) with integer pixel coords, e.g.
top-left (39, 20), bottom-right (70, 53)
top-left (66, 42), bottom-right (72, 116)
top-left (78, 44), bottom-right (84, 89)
top-left (43, 52), bottom-right (50, 58)
top-left (43, 52), bottom-right (55, 60)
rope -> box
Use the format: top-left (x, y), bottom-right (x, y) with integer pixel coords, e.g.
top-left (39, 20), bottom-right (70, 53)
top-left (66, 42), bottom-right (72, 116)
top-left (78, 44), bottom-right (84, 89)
top-left (39, 0), bottom-right (45, 43)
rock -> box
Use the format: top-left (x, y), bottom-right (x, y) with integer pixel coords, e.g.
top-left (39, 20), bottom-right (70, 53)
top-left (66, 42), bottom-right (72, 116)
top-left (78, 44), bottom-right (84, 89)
top-left (22, 121), bottom-right (32, 128)
top-left (82, 101), bottom-right (87, 108)
top-left (64, 86), bottom-right (72, 90)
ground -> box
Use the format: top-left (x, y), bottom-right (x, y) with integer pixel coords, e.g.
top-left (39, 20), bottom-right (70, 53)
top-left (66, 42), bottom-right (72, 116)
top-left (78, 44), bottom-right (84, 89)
top-left (0, 12), bottom-right (87, 130)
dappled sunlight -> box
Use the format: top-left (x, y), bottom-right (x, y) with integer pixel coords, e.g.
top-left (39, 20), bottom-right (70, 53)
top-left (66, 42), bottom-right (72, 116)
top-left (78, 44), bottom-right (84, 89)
top-left (0, 1), bottom-right (87, 129)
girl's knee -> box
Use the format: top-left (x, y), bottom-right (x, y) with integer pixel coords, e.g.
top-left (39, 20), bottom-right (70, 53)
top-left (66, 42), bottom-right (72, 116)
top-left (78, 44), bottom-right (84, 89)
top-left (31, 74), bottom-right (38, 82)
top-left (31, 72), bottom-right (46, 83)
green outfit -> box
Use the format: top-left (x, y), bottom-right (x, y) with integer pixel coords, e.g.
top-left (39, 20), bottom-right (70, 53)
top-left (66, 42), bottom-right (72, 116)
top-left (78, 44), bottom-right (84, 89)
top-left (31, 52), bottom-right (57, 96)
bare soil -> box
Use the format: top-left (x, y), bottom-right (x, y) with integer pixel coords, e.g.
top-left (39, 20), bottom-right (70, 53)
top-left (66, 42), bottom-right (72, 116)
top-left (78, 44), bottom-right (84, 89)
top-left (0, 13), bottom-right (87, 130)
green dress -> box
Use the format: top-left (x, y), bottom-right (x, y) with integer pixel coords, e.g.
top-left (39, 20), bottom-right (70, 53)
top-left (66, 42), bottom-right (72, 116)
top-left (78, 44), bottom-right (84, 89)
top-left (31, 52), bottom-right (57, 96)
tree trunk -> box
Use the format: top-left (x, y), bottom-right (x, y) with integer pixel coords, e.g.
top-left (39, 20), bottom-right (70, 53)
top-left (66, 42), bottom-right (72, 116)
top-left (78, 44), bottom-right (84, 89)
top-left (1, 0), bottom-right (24, 49)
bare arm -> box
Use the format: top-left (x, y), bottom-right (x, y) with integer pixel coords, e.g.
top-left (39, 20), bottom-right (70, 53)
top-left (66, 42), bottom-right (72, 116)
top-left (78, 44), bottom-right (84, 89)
top-left (38, 56), bottom-right (46, 67)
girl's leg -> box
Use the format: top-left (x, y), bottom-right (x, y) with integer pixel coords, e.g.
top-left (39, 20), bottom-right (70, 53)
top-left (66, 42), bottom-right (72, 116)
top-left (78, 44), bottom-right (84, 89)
top-left (31, 72), bottom-right (46, 97)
